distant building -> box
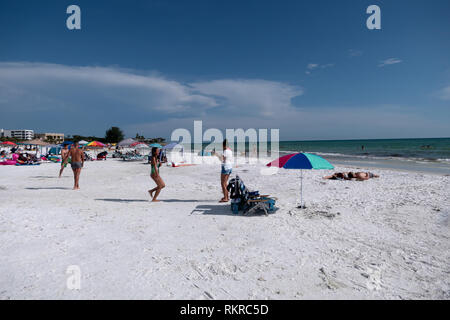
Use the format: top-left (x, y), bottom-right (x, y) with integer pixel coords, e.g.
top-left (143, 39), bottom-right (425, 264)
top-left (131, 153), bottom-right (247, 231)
top-left (34, 132), bottom-right (65, 143)
top-left (0, 129), bottom-right (10, 138)
top-left (1, 129), bottom-right (34, 140)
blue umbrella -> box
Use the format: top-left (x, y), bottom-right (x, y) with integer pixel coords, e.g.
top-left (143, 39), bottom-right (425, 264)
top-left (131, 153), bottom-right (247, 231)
top-left (149, 143), bottom-right (163, 148)
top-left (267, 153), bottom-right (334, 208)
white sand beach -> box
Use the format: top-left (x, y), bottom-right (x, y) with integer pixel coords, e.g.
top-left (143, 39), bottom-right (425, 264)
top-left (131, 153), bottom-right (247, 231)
top-left (0, 156), bottom-right (449, 299)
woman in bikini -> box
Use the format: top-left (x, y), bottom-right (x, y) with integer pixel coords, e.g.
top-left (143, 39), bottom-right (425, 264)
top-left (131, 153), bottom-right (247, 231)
top-left (148, 147), bottom-right (165, 202)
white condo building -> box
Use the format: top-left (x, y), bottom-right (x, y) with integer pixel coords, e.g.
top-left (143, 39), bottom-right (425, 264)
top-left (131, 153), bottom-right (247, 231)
top-left (1, 129), bottom-right (34, 140)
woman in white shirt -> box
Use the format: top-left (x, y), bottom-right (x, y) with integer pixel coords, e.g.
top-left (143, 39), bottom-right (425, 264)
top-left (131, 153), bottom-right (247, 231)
top-left (220, 139), bottom-right (233, 202)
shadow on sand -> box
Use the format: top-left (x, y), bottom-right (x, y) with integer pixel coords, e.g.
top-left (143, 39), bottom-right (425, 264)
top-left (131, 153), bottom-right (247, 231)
top-left (95, 198), bottom-right (149, 203)
top-left (26, 187), bottom-right (72, 190)
top-left (161, 199), bottom-right (208, 203)
top-left (95, 198), bottom-right (212, 204)
top-left (191, 204), bottom-right (241, 216)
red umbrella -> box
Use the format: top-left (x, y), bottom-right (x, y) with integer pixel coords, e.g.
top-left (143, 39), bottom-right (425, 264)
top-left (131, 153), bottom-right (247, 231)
top-left (0, 141), bottom-right (17, 146)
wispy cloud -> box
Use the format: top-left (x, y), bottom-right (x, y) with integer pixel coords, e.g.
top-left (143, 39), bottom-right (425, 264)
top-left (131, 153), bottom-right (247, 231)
top-left (348, 49), bottom-right (363, 57)
top-left (305, 63), bottom-right (334, 75)
top-left (378, 58), bottom-right (402, 67)
top-left (436, 85), bottom-right (450, 101)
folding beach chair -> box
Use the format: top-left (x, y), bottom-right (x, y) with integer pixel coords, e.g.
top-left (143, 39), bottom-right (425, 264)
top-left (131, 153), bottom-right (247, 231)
top-left (227, 175), bottom-right (277, 216)
top-left (244, 195), bottom-right (277, 216)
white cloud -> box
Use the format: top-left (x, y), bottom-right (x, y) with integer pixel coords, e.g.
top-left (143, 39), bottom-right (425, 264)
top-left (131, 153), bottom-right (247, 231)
top-left (348, 49), bottom-right (363, 57)
top-left (436, 86), bottom-right (450, 101)
top-left (378, 58), bottom-right (402, 67)
top-left (190, 79), bottom-right (303, 117)
top-left (307, 63), bottom-right (319, 70)
top-left (0, 62), bottom-right (303, 135)
top-left (305, 63), bottom-right (334, 75)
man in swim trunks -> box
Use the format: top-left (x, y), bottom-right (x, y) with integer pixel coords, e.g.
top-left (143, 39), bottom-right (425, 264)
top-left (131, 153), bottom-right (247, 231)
top-left (59, 144), bottom-right (70, 178)
top-left (66, 141), bottom-right (84, 190)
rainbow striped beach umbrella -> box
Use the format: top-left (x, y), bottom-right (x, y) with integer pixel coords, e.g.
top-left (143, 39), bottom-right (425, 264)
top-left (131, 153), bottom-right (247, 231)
top-left (267, 153), bottom-right (334, 208)
top-left (87, 141), bottom-right (106, 148)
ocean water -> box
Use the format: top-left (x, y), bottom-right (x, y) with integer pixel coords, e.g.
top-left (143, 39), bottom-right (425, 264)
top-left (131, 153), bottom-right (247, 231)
top-left (279, 138), bottom-right (450, 161)
top-left (278, 138), bottom-right (450, 174)
top-left (189, 138), bottom-right (450, 174)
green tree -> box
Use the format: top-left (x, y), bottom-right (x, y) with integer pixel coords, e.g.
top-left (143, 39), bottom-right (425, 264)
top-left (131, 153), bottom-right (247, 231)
top-left (105, 127), bottom-right (124, 143)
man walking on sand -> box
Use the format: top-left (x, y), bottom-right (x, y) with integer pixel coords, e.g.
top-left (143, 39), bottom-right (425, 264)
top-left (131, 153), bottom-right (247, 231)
top-left (66, 141), bottom-right (84, 190)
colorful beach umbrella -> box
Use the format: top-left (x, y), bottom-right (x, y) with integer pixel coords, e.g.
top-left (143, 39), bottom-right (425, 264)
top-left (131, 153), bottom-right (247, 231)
top-left (0, 141), bottom-right (17, 147)
top-left (87, 141), bottom-right (106, 148)
top-left (149, 143), bottom-right (163, 148)
top-left (267, 153), bottom-right (334, 208)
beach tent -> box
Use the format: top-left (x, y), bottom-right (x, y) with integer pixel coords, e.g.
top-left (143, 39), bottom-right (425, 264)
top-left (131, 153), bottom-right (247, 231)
top-left (78, 140), bottom-right (89, 146)
top-left (130, 141), bottom-right (147, 147)
top-left (267, 153), bottom-right (334, 209)
top-left (133, 144), bottom-right (150, 150)
top-left (22, 139), bottom-right (49, 146)
top-left (118, 138), bottom-right (137, 147)
top-left (20, 139), bottom-right (50, 156)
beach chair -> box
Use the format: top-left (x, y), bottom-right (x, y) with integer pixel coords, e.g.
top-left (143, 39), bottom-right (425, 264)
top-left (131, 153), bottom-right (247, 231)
top-left (227, 175), bottom-right (277, 216)
top-left (244, 195), bottom-right (277, 216)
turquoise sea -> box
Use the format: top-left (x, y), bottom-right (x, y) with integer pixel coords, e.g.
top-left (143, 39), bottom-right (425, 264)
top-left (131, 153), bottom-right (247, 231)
top-left (192, 138), bottom-right (450, 174)
top-left (278, 138), bottom-right (450, 174)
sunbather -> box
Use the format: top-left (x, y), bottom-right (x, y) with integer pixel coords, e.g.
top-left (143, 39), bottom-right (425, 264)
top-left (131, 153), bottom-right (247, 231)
top-left (348, 172), bottom-right (379, 180)
top-left (323, 172), bottom-right (350, 180)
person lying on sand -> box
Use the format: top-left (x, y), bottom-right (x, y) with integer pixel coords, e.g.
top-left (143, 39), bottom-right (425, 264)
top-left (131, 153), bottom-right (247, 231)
top-left (348, 172), bottom-right (379, 181)
top-left (323, 172), bottom-right (350, 180)
top-left (323, 171), bottom-right (379, 181)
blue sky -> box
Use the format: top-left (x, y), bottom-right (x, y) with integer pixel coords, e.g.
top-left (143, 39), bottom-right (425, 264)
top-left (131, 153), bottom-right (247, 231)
top-left (0, 0), bottom-right (449, 140)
